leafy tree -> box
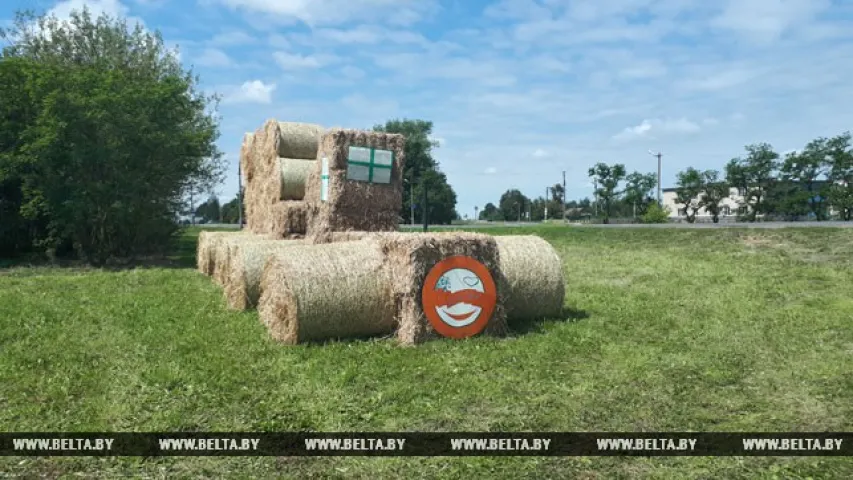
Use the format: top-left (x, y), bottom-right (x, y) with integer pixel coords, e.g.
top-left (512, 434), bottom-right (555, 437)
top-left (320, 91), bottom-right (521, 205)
top-left (588, 163), bottom-right (626, 224)
top-left (374, 119), bottom-right (457, 224)
top-left (826, 132), bottom-right (853, 220)
top-left (0, 9), bottom-right (223, 262)
top-left (640, 202), bottom-right (670, 223)
top-left (725, 143), bottom-right (779, 222)
top-left (624, 171), bottom-right (657, 217)
top-left (701, 171), bottom-right (729, 223)
top-left (479, 202), bottom-right (501, 221)
top-left (195, 195), bottom-right (221, 223)
top-left (498, 189), bottom-right (529, 221)
top-left (765, 180), bottom-right (811, 221)
top-left (781, 139), bottom-right (831, 220)
top-left (674, 168), bottom-right (705, 223)
top-left (417, 168), bottom-right (457, 225)
top-left (530, 197), bottom-right (548, 221)
top-left (220, 197), bottom-right (240, 224)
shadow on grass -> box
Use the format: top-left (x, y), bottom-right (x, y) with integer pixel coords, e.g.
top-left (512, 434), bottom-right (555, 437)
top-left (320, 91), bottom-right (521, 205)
top-left (508, 306), bottom-right (590, 336)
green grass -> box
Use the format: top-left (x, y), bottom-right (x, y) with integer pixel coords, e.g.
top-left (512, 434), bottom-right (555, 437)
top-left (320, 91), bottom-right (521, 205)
top-left (1, 226), bottom-right (852, 478)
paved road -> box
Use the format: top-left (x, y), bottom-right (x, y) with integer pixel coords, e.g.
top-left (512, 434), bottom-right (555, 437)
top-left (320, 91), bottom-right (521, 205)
top-left (404, 221), bottom-right (853, 229)
top-left (568, 221), bottom-right (853, 229)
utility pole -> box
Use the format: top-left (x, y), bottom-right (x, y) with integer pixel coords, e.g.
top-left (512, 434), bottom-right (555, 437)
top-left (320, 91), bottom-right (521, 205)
top-left (544, 186), bottom-right (549, 220)
top-left (562, 171), bottom-right (567, 222)
top-left (422, 181), bottom-right (428, 232)
top-left (649, 150), bottom-right (663, 205)
top-left (237, 163), bottom-right (243, 228)
top-left (474, 206), bottom-right (478, 222)
top-left (593, 179), bottom-right (598, 216)
top-left (410, 181), bottom-right (415, 225)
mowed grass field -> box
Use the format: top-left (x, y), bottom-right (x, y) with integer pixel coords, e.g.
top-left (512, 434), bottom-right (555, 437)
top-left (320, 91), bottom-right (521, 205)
top-left (1, 226), bottom-right (852, 478)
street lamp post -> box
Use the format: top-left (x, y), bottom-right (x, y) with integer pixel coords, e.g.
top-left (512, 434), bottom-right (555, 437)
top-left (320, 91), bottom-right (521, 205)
top-left (649, 150), bottom-right (663, 205)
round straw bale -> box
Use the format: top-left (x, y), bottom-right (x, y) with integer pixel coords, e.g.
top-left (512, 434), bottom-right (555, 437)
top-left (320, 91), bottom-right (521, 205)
top-left (279, 158), bottom-right (316, 200)
top-left (197, 231), bottom-right (246, 276)
top-left (224, 238), bottom-right (304, 310)
top-left (258, 240), bottom-right (395, 344)
top-left (495, 235), bottom-right (565, 325)
top-left (277, 122), bottom-right (324, 159)
top-left (213, 232), bottom-right (265, 285)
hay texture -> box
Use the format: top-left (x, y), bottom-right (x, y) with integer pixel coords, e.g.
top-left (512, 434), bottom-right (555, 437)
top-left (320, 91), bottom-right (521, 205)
top-left (246, 120), bottom-right (323, 236)
top-left (224, 238), bottom-right (304, 310)
top-left (376, 232), bottom-right (509, 345)
top-left (212, 232), bottom-right (268, 286)
top-left (239, 132), bottom-right (255, 186)
top-left (304, 129), bottom-right (405, 242)
top-left (280, 158), bottom-right (316, 200)
top-left (495, 235), bottom-right (565, 326)
top-left (266, 201), bottom-right (307, 239)
top-left (277, 122), bottom-right (324, 159)
top-left (197, 231), bottom-right (246, 277)
top-left (258, 240), bottom-right (396, 344)
top-left (309, 230), bottom-right (375, 244)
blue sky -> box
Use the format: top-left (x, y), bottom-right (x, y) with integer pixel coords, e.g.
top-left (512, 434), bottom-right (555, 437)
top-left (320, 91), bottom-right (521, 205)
top-left (3, 0), bottom-right (853, 218)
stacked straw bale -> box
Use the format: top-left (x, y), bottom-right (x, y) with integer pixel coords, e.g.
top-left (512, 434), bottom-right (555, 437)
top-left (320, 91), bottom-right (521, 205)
top-left (247, 120), bottom-right (323, 237)
top-left (224, 237), bottom-right (304, 310)
top-left (197, 230), bottom-right (247, 277)
top-left (494, 235), bottom-right (565, 325)
top-left (213, 233), bottom-right (271, 286)
top-left (258, 240), bottom-right (396, 344)
top-left (376, 232), bottom-right (509, 345)
top-left (304, 129), bottom-right (405, 242)
top-left (309, 230), bottom-right (375, 244)
top-left (280, 158), bottom-right (316, 200)
top-left (267, 201), bottom-right (308, 240)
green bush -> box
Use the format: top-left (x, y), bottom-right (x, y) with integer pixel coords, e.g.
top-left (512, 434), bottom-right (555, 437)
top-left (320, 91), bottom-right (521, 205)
top-left (0, 9), bottom-right (223, 263)
top-left (640, 202), bottom-right (671, 223)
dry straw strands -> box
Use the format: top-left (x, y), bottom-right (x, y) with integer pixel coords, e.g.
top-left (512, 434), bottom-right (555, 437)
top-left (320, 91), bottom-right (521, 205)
top-left (276, 122), bottom-right (324, 159)
top-left (213, 232), bottom-right (266, 286)
top-left (280, 158), bottom-right (316, 200)
top-left (495, 235), bottom-right (565, 325)
top-left (197, 230), bottom-right (247, 277)
top-left (224, 238), bottom-right (303, 310)
top-left (246, 120), bottom-right (323, 236)
top-left (304, 129), bottom-right (405, 242)
top-left (309, 230), bottom-right (375, 244)
top-left (258, 240), bottom-right (396, 344)
top-left (268, 201), bottom-right (308, 239)
top-left (376, 232), bottom-right (509, 345)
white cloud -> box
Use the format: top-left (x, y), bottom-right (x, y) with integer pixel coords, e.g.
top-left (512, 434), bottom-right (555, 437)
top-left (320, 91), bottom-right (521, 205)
top-left (711, 0), bottom-right (833, 43)
top-left (273, 52), bottom-right (336, 70)
top-left (221, 80), bottom-right (276, 104)
top-left (532, 148), bottom-right (549, 158)
top-left (45, 0), bottom-right (147, 30)
top-left (194, 48), bottom-right (233, 68)
top-left (209, 30), bottom-right (255, 46)
top-left (613, 118), bottom-right (702, 142)
top-left (484, 167), bottom-right (497, 175)
top-left (340, 65), bottom-right (366, 80)
top-left (216, 0), bottom-right (438, 26)
top-left (50, 0), bottom-right (129, 19)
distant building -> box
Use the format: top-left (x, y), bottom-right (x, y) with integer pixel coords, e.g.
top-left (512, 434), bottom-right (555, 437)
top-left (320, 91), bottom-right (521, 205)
top-left (661, 180), bottom-right (839, 221)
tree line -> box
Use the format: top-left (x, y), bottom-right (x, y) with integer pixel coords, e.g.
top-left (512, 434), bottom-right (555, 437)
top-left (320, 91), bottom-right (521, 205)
top-left (0, 10), bottom-right (223, 263)
top-left (478, 132), bottom-right (853, 224)
top-left (0, 8), bottom-right (460, 263)
top-left (673, 135), bottom-right (853, 223)
top-left (479, 166), bottom-right (666, 224)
